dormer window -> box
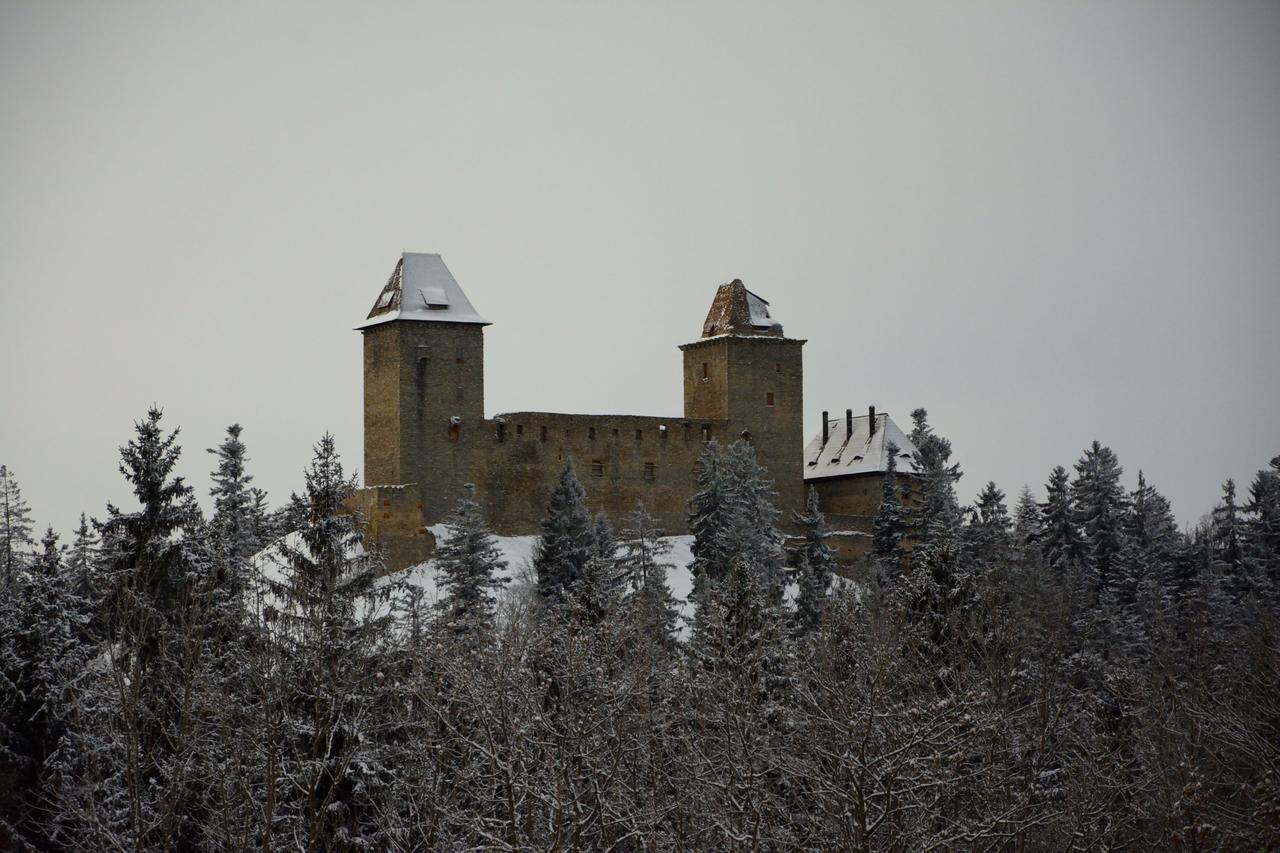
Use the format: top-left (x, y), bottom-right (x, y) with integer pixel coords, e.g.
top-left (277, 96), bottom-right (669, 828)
top-left (420, 286), bottom-right (449, 309)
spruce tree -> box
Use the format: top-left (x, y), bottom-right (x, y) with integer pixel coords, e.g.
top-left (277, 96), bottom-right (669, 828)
top-left (618, 504), bottom-right (679, 647)
top-left (266, 433), bottom-right (398, 850)
top-left (907, 409), bottom-right (963, 560)
top-left (532, 461), bottom-right (597, 607)
top-left (1071, 441), bottom-right (1129, 593)
top-left (871, 442), bottom-right (908, 566)
top-left (0, 528), bottom-right (88, 846)
top-left (792, 487), bottom-right (836, 633)
top-left (0, 464), bottom-right (35, 585)
top-left (208, 423), bottom-right (266, 625)
top-left (1211, 478), bottom-right (1248, 596)
top-left (1244, 455), bottom-right (1280, 601)
top-left (434, 493), bottom-right (508, 639)
top-left (1040, 465), bottom-right (1081, 573)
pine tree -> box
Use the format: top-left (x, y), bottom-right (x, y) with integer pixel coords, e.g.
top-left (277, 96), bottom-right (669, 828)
top-left (72, 407), bottom-right (214, 847)
top-left (1071, 441), bottom-right (1129, 594)
top-left (907, 409), bottom-right (963, 558)
top-left (968, 481), bottom-right (1012, 572)
top-left (689, 440), bottom-right (733, 591)
top-left (0, 528), bottom-right (88, 846)
top-left (434, 493), bottom-right (508, 639)
top-left (792, 487), bottom-right (836, 634)
top-left (872, 443), bottom-right (909, 567)
top-left (618, 504), bottom-right (679, 645)
top-left (1012, 486), bottom-right (1042, 558)
top-left (533, 461), bottom-right (598, 607)
top-left (265, 433), bottom-right (399, 850)
top-left (1211, 478), bottom-right (1248, 596)
top-left (208, 424), bottom-right (266, 626)
top-left (1244, 455), bottom-right (1280, 601)
top-left (0, 464), bottom-right (35, 585)
top-left (1040, 465), bottom-right (1081, 573)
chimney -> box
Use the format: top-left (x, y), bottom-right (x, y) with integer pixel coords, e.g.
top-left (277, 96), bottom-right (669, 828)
top-left (868, 405), bottom-right (877, 437)
top-left (845, 409), bottom-right (853, 438)
top-left (822, 411), bottom-right (829, 444)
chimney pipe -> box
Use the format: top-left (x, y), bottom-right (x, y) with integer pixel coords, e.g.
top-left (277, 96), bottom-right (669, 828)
top-left (869, 405), bottom-right (877, 437)
top-left (822, 411), bottom-right (829, 444)
top-left (845, 409), bottom-right (853, 438)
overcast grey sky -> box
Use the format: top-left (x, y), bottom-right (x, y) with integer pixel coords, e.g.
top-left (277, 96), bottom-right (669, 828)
top-left (2, 1), bottom-right (1277, 537)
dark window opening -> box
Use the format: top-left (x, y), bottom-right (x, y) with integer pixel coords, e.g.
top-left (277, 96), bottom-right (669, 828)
top-left (449, 423), bottom-right (460, 443)
top-left (589, 427), bottom-right (596, 441)
top-left (643, 462), bottom-right (656, 480)
top-left (540, 425), bottom-right (548, 442)
top-left (775, 362), bottom-right (781, 373)
top-left (766, 392), bottom-right (775, 406)
top-left (496, 422), bottom-right (506, 443)
top-left (740, 430), bottom-right (752, 444)
top-left (612, 428), bottom-right (619, 439)
top-left (456, 386), bottom-right (465, 401)
top-left (701, 362), bottom-right (709, 379)
top-left (516, 424), bottom-right (524, 437)
top-left (635, 429), bottom-right (643, 442)
top-left (701, 424), bottom-right (711, 442)
top-left (591, 460), bottom-right (604, 478)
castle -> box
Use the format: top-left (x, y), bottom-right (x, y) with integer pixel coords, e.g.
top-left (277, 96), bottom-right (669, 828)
top-left (352, 253), bottom-right (917, 570)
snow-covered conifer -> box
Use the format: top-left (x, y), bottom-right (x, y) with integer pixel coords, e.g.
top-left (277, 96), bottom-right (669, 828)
top-left (1040, 465), bottom-right (1081, 573)
top-left (1071, 441), bottom-right (1129, 593)
top-left (792, 487), bottom-right (836, 633)
top-left (0, 464), bottom-right (35, 585)
top-left (872, 442), bottom-right (908, 567)
top-left (435, 494), bottom-right (508, 639)
top-left (532, 461), bottom-right (597, 607)
top-left (0, 528), bottom-right (88, 845)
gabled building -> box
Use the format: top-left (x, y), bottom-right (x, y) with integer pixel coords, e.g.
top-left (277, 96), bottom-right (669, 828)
top-left (802, 409), bottom-right (921, 559)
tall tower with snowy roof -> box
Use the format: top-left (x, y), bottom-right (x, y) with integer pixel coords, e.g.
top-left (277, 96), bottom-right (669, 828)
top-left (357, 253), bottom-right (488, 524)
top-left (680, 279), bottom-right (806, 516)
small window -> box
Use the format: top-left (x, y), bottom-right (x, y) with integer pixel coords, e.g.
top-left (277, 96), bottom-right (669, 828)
top-left (612, 428), bottom-right (620, 439)
top-left (565, 428), bottom-right (573, 440)
top-left (775, 362), bottom-right (781, 373)
top-left (766, 392), bottom-right (775, 406)
top-left (516, 424), bottom-right (524, 437)
top-left (659, 424), bottom-right (668, 439)
top-left (455, 356), bottom-right (465, 364)
top-left (540, 425), bottom-right (548, 442)
top-left (590, 460), bottom-right (604, 478)
top-left (740, 430), bottom-right (752, 445)
top-left (456, 386), bottom-right (465, 401)
top-left (701, 362), bottom-right (709, 379)
top-left (643, 462), bottom-right (656, 480)
top-left (701, 424), bottom-right (711, 442)
top-left (588, 427), bottom-right (596, 441)
top-left (635, 429), bottom-right (643, 442)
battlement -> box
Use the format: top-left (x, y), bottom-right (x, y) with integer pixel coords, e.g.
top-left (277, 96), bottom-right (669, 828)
top-left (359, 255), bottom-right (809, 567)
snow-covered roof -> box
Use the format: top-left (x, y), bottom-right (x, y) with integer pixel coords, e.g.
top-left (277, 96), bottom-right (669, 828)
top-left (357, 253), bottom-right (490, 329)
top-left (803, 410), bottom-right (919, 481)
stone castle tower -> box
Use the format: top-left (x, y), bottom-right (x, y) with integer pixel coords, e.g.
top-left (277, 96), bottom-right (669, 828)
top-left (352, 252), bottom-right (806, 570)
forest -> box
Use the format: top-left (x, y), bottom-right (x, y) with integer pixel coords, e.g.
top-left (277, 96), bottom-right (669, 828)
top-left (1, 407), bottom-right (1277, 851)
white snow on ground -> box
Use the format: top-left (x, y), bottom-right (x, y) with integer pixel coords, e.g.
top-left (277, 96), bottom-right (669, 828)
top-left (253, 528), bottom-right (844, 635)
top-left (403, 527), bottom-right (702, 632)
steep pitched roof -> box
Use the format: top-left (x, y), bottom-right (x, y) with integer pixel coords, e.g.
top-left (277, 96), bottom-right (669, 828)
top-left (357, 253), bottom-right (490, 329)
top-left (701, 279), bottom-right (784, 337)
top-left (803, 410), bottom-right (919, 481)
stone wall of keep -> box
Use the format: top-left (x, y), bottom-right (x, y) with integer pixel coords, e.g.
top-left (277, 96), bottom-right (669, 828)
top-left (345, 483), bottom-right (436, 571)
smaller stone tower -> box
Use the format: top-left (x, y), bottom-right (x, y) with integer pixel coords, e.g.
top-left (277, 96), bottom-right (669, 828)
top-left (680, 280), bottom-right (806, 517)
top-left (357, 253), bottom-right (489, 530)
